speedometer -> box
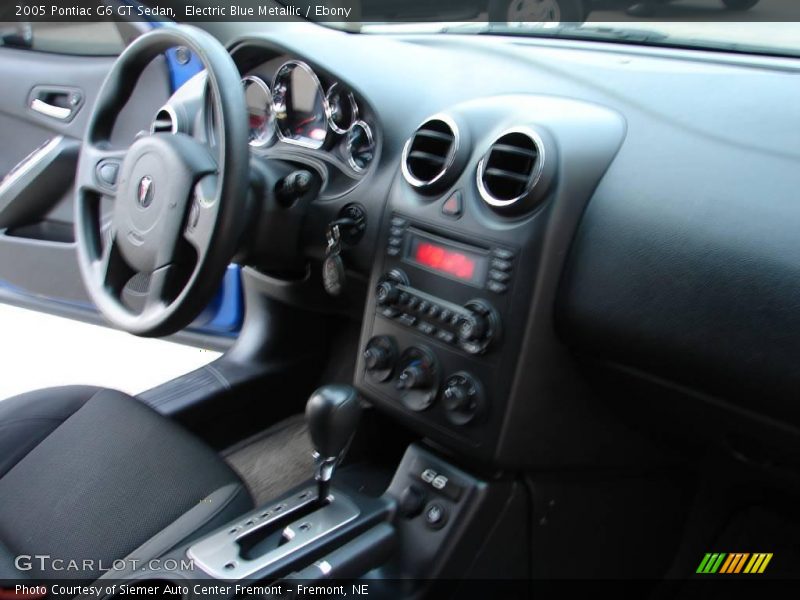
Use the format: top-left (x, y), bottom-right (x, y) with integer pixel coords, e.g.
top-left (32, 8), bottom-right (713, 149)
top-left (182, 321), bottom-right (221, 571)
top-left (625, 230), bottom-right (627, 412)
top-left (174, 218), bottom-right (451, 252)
top-left (272, 61), bottom-right (329, 149)
top-left (242, 76), bottom-right (274, 147)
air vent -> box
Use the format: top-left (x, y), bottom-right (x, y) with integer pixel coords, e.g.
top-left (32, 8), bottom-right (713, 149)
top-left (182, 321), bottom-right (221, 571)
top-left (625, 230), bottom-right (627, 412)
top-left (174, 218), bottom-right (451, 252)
top-left (402, 117), bottom-right (458, 190)
top-left (150, 106), bottom-right (178, 134)
top-left (478, 129), bottom-right (545, 210)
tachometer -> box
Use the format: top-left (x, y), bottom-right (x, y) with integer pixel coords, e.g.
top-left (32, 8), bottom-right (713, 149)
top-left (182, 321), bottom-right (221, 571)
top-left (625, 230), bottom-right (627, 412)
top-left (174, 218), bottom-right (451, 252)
top-left (272, 61), bottom-right (329, 149)
top-left (345, 121), bottom-right (375, 172)
top-left (242, 76), bottom-right (274, 147)
top-left (326, 82), bottom-right (358, 134)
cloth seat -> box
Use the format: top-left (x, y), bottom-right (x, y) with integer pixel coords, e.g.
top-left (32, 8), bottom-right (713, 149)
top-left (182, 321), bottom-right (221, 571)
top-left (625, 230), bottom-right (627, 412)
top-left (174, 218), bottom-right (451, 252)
top-left (0, 386), bottom-right (252, 580)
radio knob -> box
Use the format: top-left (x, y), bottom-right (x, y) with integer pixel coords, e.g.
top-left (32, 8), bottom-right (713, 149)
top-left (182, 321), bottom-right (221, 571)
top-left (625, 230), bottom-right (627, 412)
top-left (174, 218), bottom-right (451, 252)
top-left (375, 281), bottom-right (399, 306)
top-left (457, 313), bottom-right (487, 343)
top-left (456, 301), bottom-right (500, 355)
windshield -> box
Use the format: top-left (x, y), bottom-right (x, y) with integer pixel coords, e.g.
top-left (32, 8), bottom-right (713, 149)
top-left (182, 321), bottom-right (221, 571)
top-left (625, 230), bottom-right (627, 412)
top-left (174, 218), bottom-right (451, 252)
top-left (340, 1), bottom-right (800, 59)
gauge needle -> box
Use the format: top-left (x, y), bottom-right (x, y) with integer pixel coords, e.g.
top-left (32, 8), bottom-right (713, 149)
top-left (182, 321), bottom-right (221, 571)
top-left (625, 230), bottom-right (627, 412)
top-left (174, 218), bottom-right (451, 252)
top-left (294, 115), bottom-right (318, 132)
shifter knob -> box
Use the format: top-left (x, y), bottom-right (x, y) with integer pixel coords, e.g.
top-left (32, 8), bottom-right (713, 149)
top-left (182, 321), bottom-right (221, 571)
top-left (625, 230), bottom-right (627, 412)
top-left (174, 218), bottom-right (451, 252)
top-left (306, 384), bottom-right (361, 459)
top-left (306, 385), bottom-right (361, 502)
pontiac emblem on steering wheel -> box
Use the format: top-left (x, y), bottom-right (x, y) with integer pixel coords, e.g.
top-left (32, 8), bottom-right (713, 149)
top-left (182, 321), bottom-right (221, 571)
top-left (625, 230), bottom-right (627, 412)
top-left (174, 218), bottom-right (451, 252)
top-left (137, 175), bottom-right (154, 208)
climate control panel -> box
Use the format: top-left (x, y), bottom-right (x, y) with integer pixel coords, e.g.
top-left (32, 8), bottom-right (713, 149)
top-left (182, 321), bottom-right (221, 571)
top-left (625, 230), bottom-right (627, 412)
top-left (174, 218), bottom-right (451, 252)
top-left (363, 335), bottom-right (486, 428)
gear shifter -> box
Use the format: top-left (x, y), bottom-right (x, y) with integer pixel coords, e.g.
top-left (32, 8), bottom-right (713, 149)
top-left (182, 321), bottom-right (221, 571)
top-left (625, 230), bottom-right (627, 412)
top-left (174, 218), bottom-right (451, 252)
top-left (305, 384), bottom-right (361, 503)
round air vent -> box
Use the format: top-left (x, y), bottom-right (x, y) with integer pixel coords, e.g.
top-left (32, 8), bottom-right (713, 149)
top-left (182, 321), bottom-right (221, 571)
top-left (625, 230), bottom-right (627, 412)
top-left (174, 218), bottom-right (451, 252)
top-left (150, 106), bottom-right (178, 134)
top-left (402, 116), bottom-right (460, 192)
top-left (477, 128), bottom-right (550, 213)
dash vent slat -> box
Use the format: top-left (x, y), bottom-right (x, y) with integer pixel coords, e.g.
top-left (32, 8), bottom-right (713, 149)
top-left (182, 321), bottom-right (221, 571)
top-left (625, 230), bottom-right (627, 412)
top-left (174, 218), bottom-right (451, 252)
top-left (478, 130), bottom-right (543, 208)
top-left (402, 118), bottom-right (457, 189)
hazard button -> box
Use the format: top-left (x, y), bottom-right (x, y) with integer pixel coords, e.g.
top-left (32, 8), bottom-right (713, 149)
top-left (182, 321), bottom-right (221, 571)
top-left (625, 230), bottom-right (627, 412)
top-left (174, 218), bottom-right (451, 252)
top-left (442, 191), bottom-right (462, 218)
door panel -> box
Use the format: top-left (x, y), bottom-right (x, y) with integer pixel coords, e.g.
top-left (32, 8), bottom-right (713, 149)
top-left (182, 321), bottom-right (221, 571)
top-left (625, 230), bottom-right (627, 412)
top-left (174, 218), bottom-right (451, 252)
top-left (0, 46), bottom-right (170, 303)
top-left (0, 36), bottom-right (243, 337)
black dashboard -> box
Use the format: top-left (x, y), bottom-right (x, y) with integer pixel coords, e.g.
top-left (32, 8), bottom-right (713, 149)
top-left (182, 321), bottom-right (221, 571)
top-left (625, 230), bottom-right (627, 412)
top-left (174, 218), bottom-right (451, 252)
top-left (214, 25), bottom-right (800, 468)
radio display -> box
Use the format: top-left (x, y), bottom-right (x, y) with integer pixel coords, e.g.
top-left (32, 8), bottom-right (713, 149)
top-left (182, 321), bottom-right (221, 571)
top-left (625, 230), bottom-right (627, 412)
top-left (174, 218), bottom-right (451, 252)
top-left (405, 231), bottom-right (488, 286)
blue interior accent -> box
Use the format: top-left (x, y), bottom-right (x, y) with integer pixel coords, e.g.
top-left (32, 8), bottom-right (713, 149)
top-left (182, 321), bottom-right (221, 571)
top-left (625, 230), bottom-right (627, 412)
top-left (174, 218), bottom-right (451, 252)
top-left (190, 265), bottom-right (244, 335)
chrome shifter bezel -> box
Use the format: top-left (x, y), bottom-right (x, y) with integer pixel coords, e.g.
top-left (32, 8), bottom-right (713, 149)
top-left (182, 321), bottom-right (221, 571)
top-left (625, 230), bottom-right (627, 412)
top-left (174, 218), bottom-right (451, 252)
top-left (187, 487), bottom-right (360, 580)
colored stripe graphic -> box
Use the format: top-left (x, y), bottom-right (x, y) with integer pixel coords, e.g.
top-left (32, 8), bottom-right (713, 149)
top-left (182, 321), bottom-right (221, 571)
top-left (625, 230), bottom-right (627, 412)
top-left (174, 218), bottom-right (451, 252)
top-left (719, 553), bottom-right (749, 573)
top-left (698, 553), bottom-right (773, 574)
top-left (743, 553), bottom-right (773, 574)
top-left (697, 553), bottom-right (727, 574)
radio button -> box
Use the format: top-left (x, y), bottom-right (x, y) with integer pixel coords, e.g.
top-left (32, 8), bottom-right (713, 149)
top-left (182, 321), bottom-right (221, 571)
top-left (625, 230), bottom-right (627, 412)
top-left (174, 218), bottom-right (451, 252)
top-left (387, 247), bottom-right (400, 257)
top-left (418, 300), bottom-right (430, 313)
top-left (417, 322), bottom-right (436, 335)
top-left (391, 216), bottom-right (409, 227)
top-left (438, 308), bottom-right (452, 323)
top-left (427, 304), bottom-right (441, 319)
top-left (398, 314), bottom-right (417, 327)
top-left (490, 258), bottom-right (512, 272)
top-left (487, 281), bottom-right (508, 294)
top-left (489, 270), bottom-right (511, 283)
top-left (388, 237), bottom-right (402, 247)
top-left (435, 330), bottom-right (455, 344)
top-left (390, 226), bottom-right (405, 237)
top-left (380, 308), bottom-right (399, 320)
top-left (492, 248), bottom-right (515, 261)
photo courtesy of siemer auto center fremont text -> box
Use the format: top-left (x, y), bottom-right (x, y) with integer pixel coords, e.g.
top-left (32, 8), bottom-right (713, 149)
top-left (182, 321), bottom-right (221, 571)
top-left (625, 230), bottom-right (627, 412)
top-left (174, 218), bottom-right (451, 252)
top-left (1, 0), bottom-right (800, 598)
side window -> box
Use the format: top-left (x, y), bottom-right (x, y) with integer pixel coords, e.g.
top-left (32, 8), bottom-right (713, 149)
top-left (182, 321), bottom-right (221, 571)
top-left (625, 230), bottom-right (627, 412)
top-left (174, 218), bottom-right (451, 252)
top-left (0, 22), bottom-right (125, 56)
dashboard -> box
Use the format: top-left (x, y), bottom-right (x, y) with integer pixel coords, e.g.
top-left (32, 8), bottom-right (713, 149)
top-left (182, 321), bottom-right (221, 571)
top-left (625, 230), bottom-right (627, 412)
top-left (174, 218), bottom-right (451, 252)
top-left (210, 26), bottom-right (800, 468)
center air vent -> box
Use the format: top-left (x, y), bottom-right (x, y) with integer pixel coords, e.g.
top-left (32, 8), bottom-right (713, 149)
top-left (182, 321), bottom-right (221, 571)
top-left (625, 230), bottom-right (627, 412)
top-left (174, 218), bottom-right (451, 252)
top-left (150, 106), bottom-right (178, 134)
top-left (478, 129), bottom-right (548, 212)
top-left (402, 116), bottom-right (459, 191)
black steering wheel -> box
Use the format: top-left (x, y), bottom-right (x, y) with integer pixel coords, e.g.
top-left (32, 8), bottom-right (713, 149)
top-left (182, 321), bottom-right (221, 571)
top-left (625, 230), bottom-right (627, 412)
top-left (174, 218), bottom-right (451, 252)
top-left (75, 25), bottom-right (249, 337)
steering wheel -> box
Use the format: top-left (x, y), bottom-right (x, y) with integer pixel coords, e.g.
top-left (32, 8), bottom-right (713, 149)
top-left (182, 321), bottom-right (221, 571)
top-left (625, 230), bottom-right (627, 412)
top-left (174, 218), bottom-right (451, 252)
top-left (75, 25), bottom-right (249, 337)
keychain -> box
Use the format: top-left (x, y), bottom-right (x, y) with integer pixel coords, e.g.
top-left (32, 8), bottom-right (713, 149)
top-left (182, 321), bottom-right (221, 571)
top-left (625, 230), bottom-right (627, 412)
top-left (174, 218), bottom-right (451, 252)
top-left (323, 222), bottom-right (346, 296)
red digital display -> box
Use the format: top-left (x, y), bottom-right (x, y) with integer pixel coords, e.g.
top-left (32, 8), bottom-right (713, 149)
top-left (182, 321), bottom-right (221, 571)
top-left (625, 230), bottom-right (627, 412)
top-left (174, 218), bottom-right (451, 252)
top-left (412, 241), bottom-right (478, 282)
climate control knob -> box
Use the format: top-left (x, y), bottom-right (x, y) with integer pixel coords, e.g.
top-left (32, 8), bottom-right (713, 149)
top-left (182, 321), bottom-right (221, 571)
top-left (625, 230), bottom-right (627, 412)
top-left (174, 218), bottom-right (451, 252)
top-left (442, 372), bottom-right (485, 425)
top-left (363, 336), bottom-right (396, 382)
top-left (397, 364), bottom-right (432, 390)
top-left (396, 346), bottom-right (439, 412)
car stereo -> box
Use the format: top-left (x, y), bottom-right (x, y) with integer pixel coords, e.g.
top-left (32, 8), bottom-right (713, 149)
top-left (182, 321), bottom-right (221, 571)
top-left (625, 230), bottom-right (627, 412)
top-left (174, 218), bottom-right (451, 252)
top-left (357, 212), bottom-right (523, 453)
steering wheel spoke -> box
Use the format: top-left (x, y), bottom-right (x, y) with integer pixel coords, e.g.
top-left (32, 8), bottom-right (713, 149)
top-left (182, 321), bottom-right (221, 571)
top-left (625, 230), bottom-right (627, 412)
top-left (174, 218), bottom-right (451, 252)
top-left (94, 229), bottom-right (134, 298)
top-left (78, 143), bottom-right (128, 198)
top-left (143, 264), bottom-right (177, 314)
top-left (184, 174), bottom-right (220, 257)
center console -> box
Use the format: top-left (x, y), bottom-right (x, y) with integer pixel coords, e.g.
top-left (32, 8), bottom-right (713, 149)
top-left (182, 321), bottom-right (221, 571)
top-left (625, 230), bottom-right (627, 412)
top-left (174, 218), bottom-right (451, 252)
top-left (355, 98), bottom-right (625, 465)
top-left (357, 210), bottom-right (532, 460)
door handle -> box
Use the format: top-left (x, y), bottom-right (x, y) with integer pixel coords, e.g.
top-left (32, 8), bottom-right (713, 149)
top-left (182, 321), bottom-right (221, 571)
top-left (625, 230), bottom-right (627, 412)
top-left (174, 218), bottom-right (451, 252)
top-left (31, 98), bottom-right (73, 120)
top-left (28, 86), bottom-right (83, 122)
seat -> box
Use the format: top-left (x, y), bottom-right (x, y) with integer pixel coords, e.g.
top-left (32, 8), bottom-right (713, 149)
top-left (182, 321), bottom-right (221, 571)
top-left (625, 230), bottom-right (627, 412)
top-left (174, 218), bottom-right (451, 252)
top-left (0, 386), bottom-right (253, 580)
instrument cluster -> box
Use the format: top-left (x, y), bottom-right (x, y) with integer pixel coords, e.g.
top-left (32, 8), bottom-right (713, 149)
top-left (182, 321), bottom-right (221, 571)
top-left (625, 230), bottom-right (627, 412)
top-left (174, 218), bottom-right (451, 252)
top-left (241, 59), bottom-right (376, 176)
